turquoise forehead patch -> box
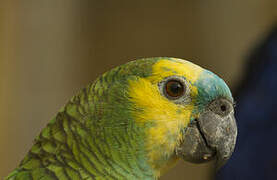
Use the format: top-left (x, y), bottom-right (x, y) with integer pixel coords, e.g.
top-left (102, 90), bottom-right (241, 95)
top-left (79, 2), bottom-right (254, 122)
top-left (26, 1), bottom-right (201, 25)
top-left (193, 70), bottom-right (233, 111)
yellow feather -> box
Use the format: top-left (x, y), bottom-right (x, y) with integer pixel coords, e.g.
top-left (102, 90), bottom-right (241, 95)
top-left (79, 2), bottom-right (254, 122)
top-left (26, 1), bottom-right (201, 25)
top-left (128, 58), bottom-right (203, 177)
top-left (148, 58), bottom-right (203, 84)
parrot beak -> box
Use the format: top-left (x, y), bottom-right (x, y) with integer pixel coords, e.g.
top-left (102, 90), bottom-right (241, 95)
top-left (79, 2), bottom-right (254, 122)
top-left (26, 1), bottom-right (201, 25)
top-left (176, 98), bottom-right (237, 171)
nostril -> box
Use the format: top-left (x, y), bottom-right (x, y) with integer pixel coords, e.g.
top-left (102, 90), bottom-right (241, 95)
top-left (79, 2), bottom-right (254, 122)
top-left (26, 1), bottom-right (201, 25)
top-left (220, 105), bottom-right (226, 112)
top-left (209, 99), bottom-right (233, 116)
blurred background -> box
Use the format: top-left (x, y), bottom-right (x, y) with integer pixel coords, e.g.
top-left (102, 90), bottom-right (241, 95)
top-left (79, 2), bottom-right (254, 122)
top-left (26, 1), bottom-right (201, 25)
top-left (1, 0), bottom-right (277, 179)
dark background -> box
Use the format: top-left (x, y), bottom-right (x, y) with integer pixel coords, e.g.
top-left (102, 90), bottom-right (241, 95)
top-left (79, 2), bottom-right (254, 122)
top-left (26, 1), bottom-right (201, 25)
top-left (1, 1), bottom-right (277, 179)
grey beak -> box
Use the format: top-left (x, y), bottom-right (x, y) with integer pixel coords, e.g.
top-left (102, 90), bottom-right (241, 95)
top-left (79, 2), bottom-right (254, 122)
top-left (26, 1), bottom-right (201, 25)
top-left (176, 98), bottom-right (237, 171)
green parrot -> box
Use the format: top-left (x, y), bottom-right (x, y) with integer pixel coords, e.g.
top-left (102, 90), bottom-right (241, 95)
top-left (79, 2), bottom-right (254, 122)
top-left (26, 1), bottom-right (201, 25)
top-left (6, 57), bottom-right (237, 180)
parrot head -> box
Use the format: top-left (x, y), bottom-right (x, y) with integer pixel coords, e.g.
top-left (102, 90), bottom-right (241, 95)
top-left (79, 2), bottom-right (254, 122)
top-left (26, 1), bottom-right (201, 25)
top-left (6, 57), bottom-right (237, 180)
top-left (125, 58), bottom-right (237, 177)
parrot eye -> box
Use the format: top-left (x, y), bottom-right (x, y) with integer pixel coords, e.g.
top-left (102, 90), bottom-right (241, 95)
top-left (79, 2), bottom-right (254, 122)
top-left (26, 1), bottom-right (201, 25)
top-left (165, 80), bottom-right (185, 98)
top-left (159, 76), bottom-right (190, 103)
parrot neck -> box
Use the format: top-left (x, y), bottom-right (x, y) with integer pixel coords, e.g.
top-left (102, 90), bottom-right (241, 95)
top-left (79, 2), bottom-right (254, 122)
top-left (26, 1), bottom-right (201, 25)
top-left (17, 110), bottom-right (159, 179)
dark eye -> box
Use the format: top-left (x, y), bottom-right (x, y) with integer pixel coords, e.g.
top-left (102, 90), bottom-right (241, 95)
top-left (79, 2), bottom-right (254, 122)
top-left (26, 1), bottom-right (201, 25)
top-left (165, 80), bottom-right (185, 98)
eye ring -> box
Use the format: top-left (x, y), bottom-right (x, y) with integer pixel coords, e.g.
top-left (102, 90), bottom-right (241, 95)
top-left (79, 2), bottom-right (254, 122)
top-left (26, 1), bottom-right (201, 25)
top-left (165, 80), bottom-right (185, 98)
top-left (158, 76), bottom-right (190, 104)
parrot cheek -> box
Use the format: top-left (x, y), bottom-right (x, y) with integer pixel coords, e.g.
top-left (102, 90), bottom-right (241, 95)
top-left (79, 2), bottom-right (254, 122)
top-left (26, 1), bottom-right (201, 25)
top-left (176, 98), bottom-right (237, 170)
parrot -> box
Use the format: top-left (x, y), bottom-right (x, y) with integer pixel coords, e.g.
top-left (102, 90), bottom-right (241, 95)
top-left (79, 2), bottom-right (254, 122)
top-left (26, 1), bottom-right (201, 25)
top-left (5, 57), bottom-right (237, 180)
